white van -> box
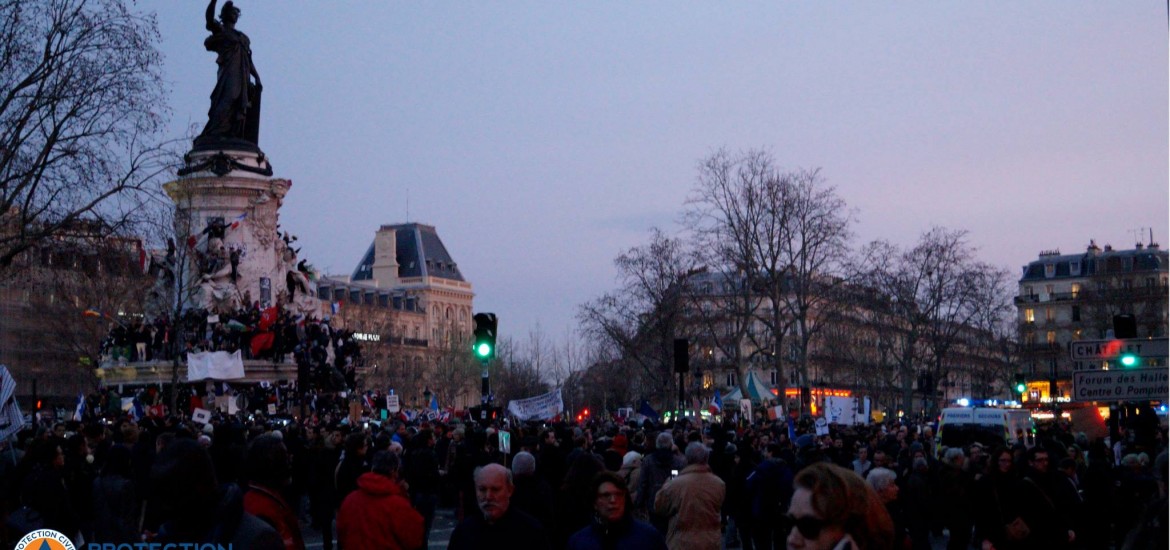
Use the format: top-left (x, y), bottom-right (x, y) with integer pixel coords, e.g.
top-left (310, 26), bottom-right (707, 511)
top-left (935, 407), bottom-right (1034, 455)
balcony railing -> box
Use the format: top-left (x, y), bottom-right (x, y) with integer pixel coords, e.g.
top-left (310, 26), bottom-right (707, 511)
top-left (1014, 294), bottom-right (1040, 304)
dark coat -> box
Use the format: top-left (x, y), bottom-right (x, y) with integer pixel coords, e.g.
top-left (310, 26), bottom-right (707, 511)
top-left (567, 514), bottom-right (669, 550)
top-left (447, 508), bottom-right (551, 550)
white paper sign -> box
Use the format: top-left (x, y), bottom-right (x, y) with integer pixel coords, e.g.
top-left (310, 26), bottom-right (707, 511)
top-left (386, 394), bottom-right (400, 413)
top-left (192, 408), bottom-right (212, 424)
top-left (739, 399), bottom-right (752, 421)
top-left (814, 417), bottom-right (830, 436)
top-left (267, 404), bottom-right (277, 415)
top-left (187, 351), bottom-right (245, 381)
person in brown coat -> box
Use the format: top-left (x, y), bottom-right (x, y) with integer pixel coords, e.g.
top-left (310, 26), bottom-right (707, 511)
top-left (653, 442), bottom-right (726, 550)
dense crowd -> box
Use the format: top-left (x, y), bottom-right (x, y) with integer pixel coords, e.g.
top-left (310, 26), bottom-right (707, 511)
top-left (100, 307), bottom-right (359, 371)
top-left (0, 408), bottom-right (1165, 550)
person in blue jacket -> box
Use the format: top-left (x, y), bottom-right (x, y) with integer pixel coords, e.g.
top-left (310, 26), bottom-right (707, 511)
top-left (567, 470), bottom-right (668, 550)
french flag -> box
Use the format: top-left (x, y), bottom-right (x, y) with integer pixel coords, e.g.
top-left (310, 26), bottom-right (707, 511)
top-left (708, 389), bottom-right (723, 415)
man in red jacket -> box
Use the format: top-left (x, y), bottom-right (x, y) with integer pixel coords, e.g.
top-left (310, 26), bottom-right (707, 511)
top-left (338, 450), bottom-right (425, 550)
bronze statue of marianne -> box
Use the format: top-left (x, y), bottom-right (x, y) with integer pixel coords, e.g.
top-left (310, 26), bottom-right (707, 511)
top-left (194, 0), bottom-right (263, 150)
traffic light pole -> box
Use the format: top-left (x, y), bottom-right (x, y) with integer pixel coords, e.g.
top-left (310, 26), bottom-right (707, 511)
top-left (481, 361), bottom-right (490, 405)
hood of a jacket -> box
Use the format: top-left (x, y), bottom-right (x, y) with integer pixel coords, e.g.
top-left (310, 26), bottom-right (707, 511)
top-left (356, 471), bottom-right (405, 497)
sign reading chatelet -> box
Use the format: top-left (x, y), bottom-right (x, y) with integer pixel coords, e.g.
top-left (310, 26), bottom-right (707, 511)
top-left (1072, 368), bottom-right (1169, 402)
top-left (1069, 338), bottom-right (1168, 362)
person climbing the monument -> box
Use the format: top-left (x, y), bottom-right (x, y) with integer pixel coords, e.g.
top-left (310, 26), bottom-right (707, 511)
top-left (197, 0), bottom-right (262, 146)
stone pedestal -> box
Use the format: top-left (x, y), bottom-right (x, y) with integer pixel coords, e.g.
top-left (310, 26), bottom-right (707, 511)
top-left (162, 148), bottom-right (317, 315)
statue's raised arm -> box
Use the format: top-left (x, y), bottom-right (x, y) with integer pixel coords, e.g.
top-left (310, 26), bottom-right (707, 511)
top-left (194, 0), bottom-right (262, 150)
top-left (205, 0), bottom-right (221, 33)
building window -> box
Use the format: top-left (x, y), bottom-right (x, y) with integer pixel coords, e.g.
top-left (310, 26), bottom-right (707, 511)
top-left (1024, 332), bottom-right (1035, 345)
top-left (725, 371), bottom-right (738, 388)
top-left (1072, 306), bottom-right (1081, 322)
top-left (1044, 264), bottom-right (1055, 278)
top-left (1147, 277), bottom-right (1156, 288)
top-left (1024, 309), bottom-right (1035, 323)
top-left (1069, 261), bottom-right (1081, 276)
top-left (1070, 283), bottom-right (1080, 298)
top-left (770, 370), bottom-right (778, 385)
top-left (1046, 331), bottom-right (1056, 344)
top-left (1045, 284), bottom-right (1054, 296)
top-left (1045, 308), bottom-right (1054, 323)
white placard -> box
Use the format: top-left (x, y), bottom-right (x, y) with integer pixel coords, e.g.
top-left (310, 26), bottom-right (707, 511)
top-left (267, 404), bottom-right (277, 415)
top-left (386, 394), bottom-right (401, 413)
top-left (192, 408), bottom-right (212, 424)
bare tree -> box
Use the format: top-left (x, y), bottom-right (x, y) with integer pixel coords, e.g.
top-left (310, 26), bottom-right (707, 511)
top-left (684, 149), bottom-right (854, 409)
top-left (863, 227), bottom-right (989, 415)
top-left (578, 228), bottom-right (703, 408)
top-left (1, 0), bottom-right (172, 274)
top-left (685, 150), bottom-right (777, 398)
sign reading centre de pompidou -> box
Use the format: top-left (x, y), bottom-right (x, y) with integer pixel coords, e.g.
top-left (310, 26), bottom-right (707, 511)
top-left (507, 389), bottom-right (564, 421)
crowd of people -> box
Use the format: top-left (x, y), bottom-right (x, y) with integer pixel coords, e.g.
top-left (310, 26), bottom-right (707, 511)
top-left (100, 306), bottom-right (359, 372)
top-left (0, 406), bottom-right (1166, 550)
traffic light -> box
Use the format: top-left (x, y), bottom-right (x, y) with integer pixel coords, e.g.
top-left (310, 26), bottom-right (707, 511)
top-left (473, 313), bottom-right (497, 361)
top-left (1014, 373), bottom-right (1027, 394)
top-left (1120, 353), bottom-right (1140, 368)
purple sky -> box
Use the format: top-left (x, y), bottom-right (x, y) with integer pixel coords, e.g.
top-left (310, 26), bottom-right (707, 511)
top-left (146, 2), bottom-right (1168, 341)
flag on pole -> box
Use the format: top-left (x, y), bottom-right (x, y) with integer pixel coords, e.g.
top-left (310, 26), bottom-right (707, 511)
top-left (708, 389), bottom-right (723, 415)
top-left (73, 393), bottom-right (86, 421)
top-left (430, 393), bottom-right (440, 412)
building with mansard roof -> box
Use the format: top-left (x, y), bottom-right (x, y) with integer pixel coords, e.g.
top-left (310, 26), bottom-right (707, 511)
top-left (316, 223), bottom-right (478, 408)
top-left (1015, 238), bottom-right (1168, 405)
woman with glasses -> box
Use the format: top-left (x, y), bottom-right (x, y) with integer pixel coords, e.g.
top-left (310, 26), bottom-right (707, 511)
top-left (567, 471), bottom-right (667, 550)
top-left (785, 462), bottom-right (893, 550)
top-left (972, 447), bottom-right (1028, 550)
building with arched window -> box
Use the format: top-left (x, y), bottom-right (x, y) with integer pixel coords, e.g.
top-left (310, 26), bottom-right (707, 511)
top-left (317, 223), bottom-right (477, 408)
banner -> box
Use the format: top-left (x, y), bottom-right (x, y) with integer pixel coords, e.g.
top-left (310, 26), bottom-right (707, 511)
top-left (823, 396), bottom-right (869, 425)
top-left (506, 388), bottom-right (564, 421)
top-left (187, 350), bottom-right (245, 381)
top-left (0, 365), bottom-right (25, 441)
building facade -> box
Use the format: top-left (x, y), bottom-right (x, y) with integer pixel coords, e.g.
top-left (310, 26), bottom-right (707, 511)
top-left (317, 223), bottom-right (478, 409)
top-left (1016, 239), bottom-right (1169, 405)
top-left (0, 221), bottom-right (150, 402)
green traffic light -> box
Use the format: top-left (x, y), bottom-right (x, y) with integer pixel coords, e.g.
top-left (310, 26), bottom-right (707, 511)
top-left (1120, 354), bottom-right (1138, 367)
top-left (1015, 383), bottom-right (1026, 393)
top-left (475, 342), bottom-right (492, 358)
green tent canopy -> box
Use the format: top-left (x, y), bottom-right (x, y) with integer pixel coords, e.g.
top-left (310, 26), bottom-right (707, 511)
top-left (723, 370), bottom-right (777, 404)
